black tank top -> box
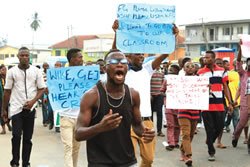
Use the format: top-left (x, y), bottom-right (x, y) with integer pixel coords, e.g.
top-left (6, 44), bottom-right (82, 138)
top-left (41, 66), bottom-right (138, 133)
top-left (87, 81), bottom-right (137, 167)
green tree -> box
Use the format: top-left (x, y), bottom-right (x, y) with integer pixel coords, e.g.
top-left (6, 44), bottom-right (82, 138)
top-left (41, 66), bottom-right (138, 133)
top-left (30, 12), bottom-right (41, 31)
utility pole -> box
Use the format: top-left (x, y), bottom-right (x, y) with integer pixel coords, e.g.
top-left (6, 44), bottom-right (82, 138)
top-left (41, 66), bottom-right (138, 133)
top-left (67, 25), bottom-right (74, 49)
top-left (200, 18), bottom-right (208, 51)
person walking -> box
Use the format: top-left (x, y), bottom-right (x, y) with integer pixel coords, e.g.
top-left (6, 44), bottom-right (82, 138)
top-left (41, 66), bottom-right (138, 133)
top-left (112, 19), bottom-right (179, 167)
top-left (197, 51), bottom-right (233, 161)
top-left (59, 48), bottom-right (83, 167)
top-left (75, 50), bottom-right (155, 166)
top-left (1, 47), bottom-right (45, 167)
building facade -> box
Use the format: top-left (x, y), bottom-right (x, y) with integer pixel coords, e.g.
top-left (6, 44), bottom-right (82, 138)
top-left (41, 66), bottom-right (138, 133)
top-left (184, 19), bottom-right (250, 58)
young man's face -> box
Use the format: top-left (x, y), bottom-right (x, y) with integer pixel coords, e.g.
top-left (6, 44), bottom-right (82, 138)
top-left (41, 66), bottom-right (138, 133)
top-left (204, 53), bottom-right (214, 66)
top-left (126, 53), bottom-right (144, 68)
top-left (215, 59), bottom-right (223, 67)
top-left (96, 61), bottom-right (105, 74)
top-left (18, 49), bottom-right (30, 66)
top-left (184, 62), bottom-right (195, 75)
top-left (223, 62), bottom-right (230, 71)
top-left (106, 52), bottom-right (128, 85)
top-left (70, 52), bottom-right (83, 66)
top-left (0, 66), bottom-right (6, 75)
top-left (168, 67), bottom-right (178, 75)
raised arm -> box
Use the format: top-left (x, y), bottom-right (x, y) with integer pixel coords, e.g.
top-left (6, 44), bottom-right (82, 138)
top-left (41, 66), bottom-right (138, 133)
top-left (237, 40), bottom-right (242, 62)
top-left (112, 19), bottom-right (118, 50)
top-left (131, 88), bottom-right (155, 143)
top-left (75, 87), bottom-right (122, 141)
top-left (151, 24), bottom-right (179, 70)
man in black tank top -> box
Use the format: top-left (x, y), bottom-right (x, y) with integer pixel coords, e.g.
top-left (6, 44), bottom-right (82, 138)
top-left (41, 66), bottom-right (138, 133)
top-left (75, 50), bottom-right (155, 167)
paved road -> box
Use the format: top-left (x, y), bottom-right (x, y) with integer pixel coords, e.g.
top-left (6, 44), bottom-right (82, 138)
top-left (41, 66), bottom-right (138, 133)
top-left (1, 107), bottom-right (250, 167)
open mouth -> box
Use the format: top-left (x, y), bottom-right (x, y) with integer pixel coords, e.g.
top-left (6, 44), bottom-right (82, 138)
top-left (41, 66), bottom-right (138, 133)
top-left (114, 70), bottom-right (125, 80)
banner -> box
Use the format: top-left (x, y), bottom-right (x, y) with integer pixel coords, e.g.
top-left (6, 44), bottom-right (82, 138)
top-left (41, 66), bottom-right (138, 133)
top-left (117, 3), bottom-right (175, 54)
top-left (47, 66), bottom-right (100, 111)
top-left (166, 75), bottom-right (209, 110)
top-left (241, 34), bottom-right (250, 58)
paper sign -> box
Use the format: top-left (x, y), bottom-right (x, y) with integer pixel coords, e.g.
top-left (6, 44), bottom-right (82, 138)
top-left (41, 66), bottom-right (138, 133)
top-left (117, 3), bottom-right (176, 54)
top-left (241, 34), bottom-right (250, 58)
top-left (47, 66), bottom-right (100, 111)
top-left (166, 75), bottom-right (209, 110)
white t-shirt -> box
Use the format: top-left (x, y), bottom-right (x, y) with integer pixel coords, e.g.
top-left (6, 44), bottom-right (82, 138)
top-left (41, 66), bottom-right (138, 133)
top-left (178, 69), bottom-right (185, 76)
top-left (5, 65), bottom-right (46, 117)
top-left (125, 61), bottom-right (154, 117)
top-left (58, 108), bottom-right (80, 119)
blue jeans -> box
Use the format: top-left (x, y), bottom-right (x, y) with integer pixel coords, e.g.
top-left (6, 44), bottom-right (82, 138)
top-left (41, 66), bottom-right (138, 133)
top-left (42, 95), bottom-right (48, 124)
top-left (225, 106), bottom-right (240, 130)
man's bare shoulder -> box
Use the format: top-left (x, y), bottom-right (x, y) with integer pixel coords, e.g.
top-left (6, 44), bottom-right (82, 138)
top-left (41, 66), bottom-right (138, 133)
top-left (129, 87), bottom-right (140, 101)
top-left (83, 85), bottom-right (98, 99)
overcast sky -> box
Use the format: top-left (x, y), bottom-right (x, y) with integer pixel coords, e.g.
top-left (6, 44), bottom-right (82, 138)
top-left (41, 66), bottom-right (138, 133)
top-left (0, 0), bottom-right (249, 47)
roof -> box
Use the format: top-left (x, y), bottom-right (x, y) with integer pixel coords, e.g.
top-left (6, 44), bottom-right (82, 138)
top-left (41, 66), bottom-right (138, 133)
top-left (213, 47), bottom-right (234, 52)
top-left (0, 45), bottom-right (19, 50)
top-left (182, 19), bottom-right (250, 27)
top-left (49, 35), bottom-right (98, 49)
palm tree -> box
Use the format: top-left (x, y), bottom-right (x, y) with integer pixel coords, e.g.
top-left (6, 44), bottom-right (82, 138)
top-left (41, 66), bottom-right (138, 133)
top-left (30, 12), bottom-right (41, 63)
top-left (30, 12), bottom-right (41, 31)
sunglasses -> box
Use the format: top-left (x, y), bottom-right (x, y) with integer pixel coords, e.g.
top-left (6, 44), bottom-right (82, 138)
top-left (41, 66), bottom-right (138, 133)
top-left (185, 65), bottom-right (195, 68)
top-left (106, 58), bottom-right (128, 65)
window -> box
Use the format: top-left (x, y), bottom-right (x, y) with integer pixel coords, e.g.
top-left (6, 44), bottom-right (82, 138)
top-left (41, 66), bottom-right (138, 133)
top-left (223, 27), bottom-right (230, 35)
top-left (0, 54), bottom-right (4, 60)
top-left (237, 27), bottom-right (243, 34)
top-left (5, 54), bottom-right (9, 58)
top-left (11, 54), bottom-right (15, 57)
top-left (55, 50), bottom-right (61, 56)
top-left (32, 54), bottom-right (38, 59)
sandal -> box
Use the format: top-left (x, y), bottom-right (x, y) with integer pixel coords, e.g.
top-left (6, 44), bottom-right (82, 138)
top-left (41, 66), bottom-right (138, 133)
top-left (0, 131), bottom-right (6, 134)
top-left (217, 143), bottom-right (227, 149)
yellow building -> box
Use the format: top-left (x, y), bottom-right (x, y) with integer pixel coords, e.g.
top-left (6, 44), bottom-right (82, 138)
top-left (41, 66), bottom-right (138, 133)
top-left (0, 45), bottom-right (18, 65)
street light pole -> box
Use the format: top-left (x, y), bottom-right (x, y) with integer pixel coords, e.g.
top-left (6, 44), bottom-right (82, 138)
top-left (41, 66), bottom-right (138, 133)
top-left (201, 18), bottom-right (208, 51)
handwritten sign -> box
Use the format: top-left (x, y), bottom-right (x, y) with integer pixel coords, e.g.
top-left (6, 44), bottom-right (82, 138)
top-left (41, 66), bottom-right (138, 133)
top-left (166, 75), bottom-right (209, 110)
top-left (47, 66), bottom-right (100, 111)
top-left (241, 35), bottom-right (250, 58)
top-left (117, 3), bottom-right (175, 54)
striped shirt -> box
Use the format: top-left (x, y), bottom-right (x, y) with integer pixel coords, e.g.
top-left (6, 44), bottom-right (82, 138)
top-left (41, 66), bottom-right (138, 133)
top-left (197, 64), bottom-right (228, 112)
top-left (150, 70), bottom-right (164, 96)
top-left (178, 109), bottom-right (200, 120)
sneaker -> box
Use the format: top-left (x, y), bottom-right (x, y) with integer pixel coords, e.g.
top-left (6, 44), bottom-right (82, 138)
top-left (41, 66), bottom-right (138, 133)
top-left (226, 126), bottom-right (230, 132)
top-left (0, 130), bottom-right (6, 134)
top-left (185, 157), bottom-right (192, 166)
top-left (208, 154), bottom-right (215, 161)
top-left (55, 127), bottom-right (60, 133)
top-left (48, 123), bottom-right (54, 130)
top-left (11, 165), bottom-right (19, 167)
top-left (175, 144), bottom-right (180, 148)
top-left (165, 145), bottom-right (175, 151)
top-left (7, 124), bottom-right (12, 131)
top-left (157, 131), bottom-right (165, 137)
top-left (232, 139), bottom-right (238, 147)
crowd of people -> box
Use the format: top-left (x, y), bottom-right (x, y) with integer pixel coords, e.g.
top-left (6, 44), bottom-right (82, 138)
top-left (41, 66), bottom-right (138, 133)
top-left (0, 20), bottom-right (250, 167)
